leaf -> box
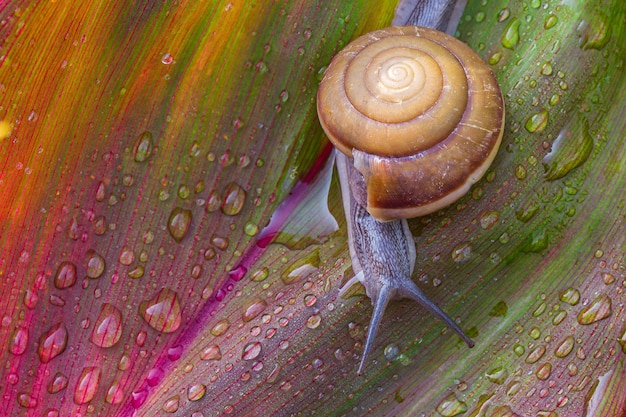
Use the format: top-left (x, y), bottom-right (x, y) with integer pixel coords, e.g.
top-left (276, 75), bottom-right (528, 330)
top-left (1, 1), bottom-right (625, 416)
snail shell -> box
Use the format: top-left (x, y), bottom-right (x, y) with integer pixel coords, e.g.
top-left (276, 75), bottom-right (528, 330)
top-left (317, 25), bottom-right (505, 220)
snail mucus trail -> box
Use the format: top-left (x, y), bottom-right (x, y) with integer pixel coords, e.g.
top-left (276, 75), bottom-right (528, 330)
top-left (316, 26), bottom-right (505, 374)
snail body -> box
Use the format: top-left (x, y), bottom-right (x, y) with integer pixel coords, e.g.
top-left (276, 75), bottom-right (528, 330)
top-left (316, 26), bottom-right (504, 373)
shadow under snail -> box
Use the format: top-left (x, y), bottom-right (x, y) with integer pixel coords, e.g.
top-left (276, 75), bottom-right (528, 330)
top-left (316, 26), bottom-right (505, 374)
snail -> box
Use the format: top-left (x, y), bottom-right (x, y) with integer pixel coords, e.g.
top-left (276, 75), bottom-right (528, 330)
top-left (316, 26), bottom-right (505, 374)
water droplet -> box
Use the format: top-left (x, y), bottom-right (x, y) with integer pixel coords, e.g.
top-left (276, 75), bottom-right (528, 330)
top-left (486, 366), bottom-right (508, 384)
top-left (91, 303), bottom-right (123, 348)
top-left (211, 319), bottom-right (230, 336)
top-left (86, 250), bottom-right (105, 278)
top-left (488, 50), bottom-right (503, 65)
top-left (211, 234), bottom-right (229, 250)
top-left (105, 382), bottom-right (124, 404)
top-left (119, 247), bottom-right (135, 266)
top-left (221, 182), bottom-right (246, 216)
top-left (576, 12), bottom-right (611, 50)
top-left (543, 117), bottom-right (593, 181)
top-left (168, 207), bottom-right (192, 242)
top-left (131, 389), bottom-right (148, 408)
top-left (242, 341), bottom-right (262, 360)
top-left (187, 383), bottom-right (206, 401)
top-left (201, 344), bottom-right (222, 361)
top-left (544, 14), bottom-right (558, 29)
top-left (559, 287), bottom-right (580, 305)
top-left (554, 336), bottom-right (575, 358)
top-left (74, 366), bottom-right (100, 404)
top-left (479, 210), bottom-right (499, 229)
top-left (521, 227), bottom-right (548, 253)
top-left (436, 392), bottom-right (468, 416)
top-left (451, 242), bottom-right (472, 263)
top-left (303, 294), bottom-right (317, 307)
top-left (251, 268), bottom-right (269, 282)
top-left (618, 325), bottom-right (626, 353)
top-left (526, 345), bottom-right (546, 364)
top-left (38, 323), bottom-right (68, 363)
top-left (161, 52), bottom-right (173, 64)
top-left (54, 261), bottom-right (77, 289)
top-left (162, 395), bottom-right (180, 412)
top-left (501, 17), bottom-right (520, 49)
top-left (380, 344), bottom-right (399, 361)
top-left (489, 301), bottom-right (508, 317)
top-left (244, 221), bottom-right (259, 236)
top-left (167, 344), bottom-right (184, 360)
top-left (536, 363), bottom-right (552, 380)
top-left (281, 252), bottom-right (320, 285)
top-left (48, 372), bottom-right (69, 394)
top-left (516, 197), bottom-right (539, 222)
top-left (242, 299), bottom-right (267, 322)
top-left (17, 392), bottom-right (38, 408)
top-left (228, 265), bottom-right (247, 281)
top-left (541, 61), bottom-right (553, 76)
top-left (178, 184), bottom-right (190, 200)
top-left (525, 109), bottom-right (549, 133)
top-left (9, 327), bottom-right (28, 355)
top-left (134, 131), bottom-right (153, 162)
top-left (138, 288), bottom-right (182, 333)
top-left (306, 313), bottom-right (321, 329)
top-left (577, 294), bottom-right (611, 324)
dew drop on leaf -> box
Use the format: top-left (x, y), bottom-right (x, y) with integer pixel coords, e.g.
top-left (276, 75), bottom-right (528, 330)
top-left (242, 341), bottom-right (262, 360)
top-left (134, 131), bottom-right (153, 162)
top-left (48, 372), bottom-right (69, 394)
top-left (242, 299), bottom-right (267, 322)
top-left (436, 392), bottom-right (468, 416)
top-left (106, 382), bottom-right (125, 404)
top-left (576, 11), bottom-right (611, 50)
top-left (281, 251), bottom-right (320, 284)
top-left (74, 366), bottom-right (101, 405)
top-left (163, 395), bottom-right (180, 412)
top-left (211, 319), bottom-right (230, 336)
top-left (221, 182), bottom-right (246, 216)
top-left (168, 207), bottom-right (192, 242)
top-left (544, 14), bottom-right (558, 29)
top-left (525, 108), bottom-right (549, 133)
top-left (525, 345), bottom-right (546, 364)
top-left (306, 313), bottom-right (321, 329)
top-left (559, 287), bottom-right (580, 305)
top-left (201, 344), bottom-right (222, 361)
top-left (138, 288), bottom-right (182, 333)
top-left (383, 344), bottom-right (399, 361)
top-left (577, 294), bottom-right (612, 324)
top-left (86, 250), bottom-right (106, 278)
top-left (9, 326), bottom-right (28, 355)
top-left (554, 335), bottom-right (575, 358)
top-left (536, 362), bottom-right (552, 380)
top-left (485, 366), bottom-right (508, 384)
top-left (451, 242), bottom-right (472, 263)
top-left (17, 393), bottom-right (38, 408)
top-left (501, 17), bottom-right (520, 49)
top-left (38, 323), bottom-right (68, 363)
top-left (91, 303), bottom-right (123, 348)
top-left (251, 267), bottom-right (269, 282)
top-left (54, 261), bottom-right (77, 289)
top-left (543, 117), bottom-right (593, 181)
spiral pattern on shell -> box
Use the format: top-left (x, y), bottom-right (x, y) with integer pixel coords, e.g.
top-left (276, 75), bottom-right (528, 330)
top-left (317, 26), bottom-right (505, 220)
